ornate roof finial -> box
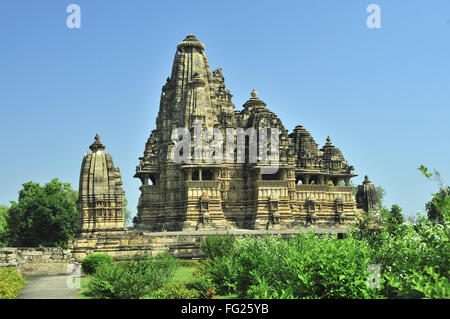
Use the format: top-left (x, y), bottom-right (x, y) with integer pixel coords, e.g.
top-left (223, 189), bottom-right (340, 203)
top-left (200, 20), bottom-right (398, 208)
top-left (243, 89), bottom-right (266, 108)
top-left (177, 34), bottom-right (205, 51)
top-left (89, 133), bottom-right (106, 152)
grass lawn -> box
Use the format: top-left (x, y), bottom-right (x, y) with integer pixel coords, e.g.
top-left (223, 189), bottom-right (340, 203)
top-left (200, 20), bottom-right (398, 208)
top-left (76, 275), bottom-right (92, 299)
top-left (172, 260), bottom-right (200, 282)
top-left (76, 259), bottom-right (238, 299)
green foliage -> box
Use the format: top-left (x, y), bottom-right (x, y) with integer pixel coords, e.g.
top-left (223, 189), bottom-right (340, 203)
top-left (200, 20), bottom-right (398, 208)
top-left (419, 166), bottom-right (450, 224)
top-left (185, 277), bottom-right (218, 299)
top-left (86, 251), bottom-right (179, 299)
top-left (197, 235), bottom-right (239, 295)
top-left (199, 233), bottom-right (383, 299)
top-left (0, 206), bottom-right (9, 247)
top-left (200, 234), bottom-right (236, 259)
top-left (202, 256), bottom-right (238, 295)
top-left (82, 253), bottom-right (114, 275)
top-left (359, 211), bottom-right (450, 298)
top-left (375, 186), bottom-right (386, 206)
top-left (425, 187), bottom-right (450, 223)
top-left (232, 234), bottom-right (381, 299)
top-left (0, 268), bottom-right (27, 299)
top-left (418, 165), bottom-right (433, 178)
top-left (349, 167), bottom-right (450, 299)
top-left (200, 187), bottom-right (448, 300)
top-left (153, 282), bottom-right (199, 299)
top-left (6, 179), bottom-right (78, 248)
top-left (192, 261), bottom-right (208, 278)
top-left (383, 205), bottom-right (406, 236)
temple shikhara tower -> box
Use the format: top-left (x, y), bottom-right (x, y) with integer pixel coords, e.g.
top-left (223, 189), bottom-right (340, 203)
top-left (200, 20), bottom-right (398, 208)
top-left (133, 34), bottom-right (358, 232)
top-left (77, 134), bottom-right (125, 234)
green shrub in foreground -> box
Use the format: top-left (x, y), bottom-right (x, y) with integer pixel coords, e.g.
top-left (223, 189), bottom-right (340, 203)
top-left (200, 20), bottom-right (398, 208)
top-left (200, 234), bottom-right (236, 259)
top-left (237, 234), bottom-right (382, 299)
top-left (202, 233), bottom-right (384, 299)
top-left (153, 282), bottom-right (199, 299)
top-left (0, 268), bottom-right (27, 299)
top-left (86, 251), bottom-right (178, 299)
top-left (82, 253), bottom-right (114, 274)
top-left (186, 277), bottom-right (218, 299)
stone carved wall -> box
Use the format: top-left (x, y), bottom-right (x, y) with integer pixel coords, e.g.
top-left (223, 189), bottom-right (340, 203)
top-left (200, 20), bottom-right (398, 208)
top-left (0, 247), bottom-right (75, 276)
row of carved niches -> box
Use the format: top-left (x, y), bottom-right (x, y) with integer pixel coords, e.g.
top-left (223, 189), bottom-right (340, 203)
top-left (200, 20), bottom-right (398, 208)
top-left (296, 174), bottom-right (351, 186)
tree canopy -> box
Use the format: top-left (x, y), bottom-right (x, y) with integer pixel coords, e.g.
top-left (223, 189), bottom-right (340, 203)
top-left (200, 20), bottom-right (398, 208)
top-left (6, 179), bottom-right (78, 248)
top-left (425, 186), bottom-right (450, 223)
top-left (0, 205), bottom-right (9, 247)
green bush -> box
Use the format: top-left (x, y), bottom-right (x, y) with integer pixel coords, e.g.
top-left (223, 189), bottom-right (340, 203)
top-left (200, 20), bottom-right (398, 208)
top-left (364, 211), bottom-right (450, 299)
top-left (153, 282), bottom-right (199, 299)
top-left (196, 166), bottom-right (449, 299)
top-left (200, 234), bottom-right (236, 259)
top-left (186, 277), bottom-right (218, 299)
top-left (82, 253), bottom-right (114, 274)
top-left (0, 268), bottom-right (27, 299)
top-left (86, 251), bottom-right (179, 299)
top-left (231, 234), bottom-right (381, 299)
top-left (203, 256), bottom-right (238, 295)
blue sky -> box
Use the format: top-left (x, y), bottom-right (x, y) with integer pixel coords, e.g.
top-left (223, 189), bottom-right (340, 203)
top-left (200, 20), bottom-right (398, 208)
top-left (0, 0), bottom-right (449, 222)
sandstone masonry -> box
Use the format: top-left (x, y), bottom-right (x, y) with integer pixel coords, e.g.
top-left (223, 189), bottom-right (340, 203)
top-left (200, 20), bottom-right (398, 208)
top-left (0, 247), bottom-right (75, 276)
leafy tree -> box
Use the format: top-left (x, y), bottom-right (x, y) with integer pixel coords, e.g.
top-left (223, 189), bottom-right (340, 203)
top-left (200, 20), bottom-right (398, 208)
top-left (6, 179), bottom-right (78, 248)
top-left (388, 204), bottom-right (405, 225)
top-left (419, 165), bottom-right (449, 224)
top-left (375, 186), bottom-right (386, 207)
top-left (425, 186), bottom-right (450, 223)
top-left (0, 206), bottom-right (9, 247)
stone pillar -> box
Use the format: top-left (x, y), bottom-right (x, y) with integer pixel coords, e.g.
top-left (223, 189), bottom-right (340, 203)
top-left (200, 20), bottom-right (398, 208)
top-left (304, 175), bottom-right (310, 185)
top-left (344, 177), bottom-right (350, 186)
top-left (319, 175), bottom-right (325, 185)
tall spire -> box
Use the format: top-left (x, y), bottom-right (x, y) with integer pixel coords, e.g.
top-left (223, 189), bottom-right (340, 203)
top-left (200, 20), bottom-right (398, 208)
top-left (157, 34), bottom-right (221, 140)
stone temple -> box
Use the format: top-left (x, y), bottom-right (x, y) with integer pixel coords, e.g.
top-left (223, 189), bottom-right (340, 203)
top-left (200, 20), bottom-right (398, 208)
top-left (68, 35), bottom-right (380, 261)
top-left (133, 34), bottom-right (358, 232)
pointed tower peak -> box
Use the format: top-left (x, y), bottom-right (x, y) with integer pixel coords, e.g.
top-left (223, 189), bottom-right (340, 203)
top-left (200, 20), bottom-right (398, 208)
top-left (185, 34), bottom-right (197, 40)
top-left (89, 133), bottom-right (106, 152)
top-left (177, 34), bottom-right (205, 51)
top-left (363, 175), bottom-right (372, 184)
